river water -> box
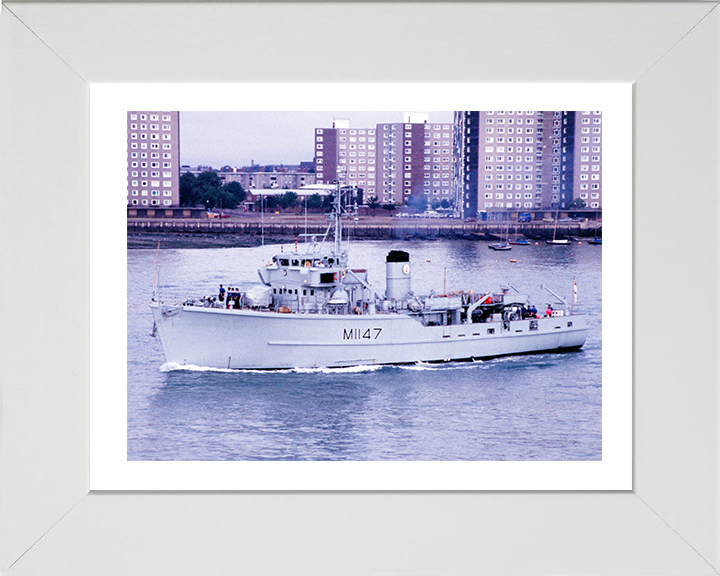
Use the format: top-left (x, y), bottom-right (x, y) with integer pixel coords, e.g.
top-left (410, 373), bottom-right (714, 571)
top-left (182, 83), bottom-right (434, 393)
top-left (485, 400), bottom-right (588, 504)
top-left (128, 238), bottom-right (602, 461)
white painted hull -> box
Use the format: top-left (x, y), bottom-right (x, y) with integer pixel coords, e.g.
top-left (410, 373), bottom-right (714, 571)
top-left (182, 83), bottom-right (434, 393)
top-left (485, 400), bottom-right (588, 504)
top-left (151, 304), bottom-right (589, 369)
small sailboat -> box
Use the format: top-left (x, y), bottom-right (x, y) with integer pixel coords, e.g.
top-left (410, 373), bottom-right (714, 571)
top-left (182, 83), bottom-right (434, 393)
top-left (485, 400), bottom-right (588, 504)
top-left (546, 208), bottom-right (569, 245)
top-left (489, 217), bottom-right (512, 250)
top-left (588, 223), bottom-right (602, 245)
top-left (509, 223), bottom-right (531, 245)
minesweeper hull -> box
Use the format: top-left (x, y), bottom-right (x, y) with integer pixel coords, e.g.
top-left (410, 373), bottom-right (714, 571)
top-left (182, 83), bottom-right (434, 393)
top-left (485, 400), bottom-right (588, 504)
top-left (151, 304), bottom-right (588, 369)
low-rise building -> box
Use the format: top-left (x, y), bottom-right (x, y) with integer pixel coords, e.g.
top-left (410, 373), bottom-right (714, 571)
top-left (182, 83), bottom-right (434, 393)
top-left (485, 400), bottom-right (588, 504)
top-left (180, 165), bottom-right (316, 191)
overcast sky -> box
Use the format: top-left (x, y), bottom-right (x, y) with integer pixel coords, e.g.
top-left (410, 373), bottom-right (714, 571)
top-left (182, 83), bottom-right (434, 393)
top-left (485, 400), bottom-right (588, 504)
top-left (179, 111), bottom-right (455, 168)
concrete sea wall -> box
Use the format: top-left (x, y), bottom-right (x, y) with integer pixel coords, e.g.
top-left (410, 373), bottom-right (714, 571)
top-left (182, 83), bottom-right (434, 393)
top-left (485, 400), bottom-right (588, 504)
top-left (128, 218), bottom-right (600, 240)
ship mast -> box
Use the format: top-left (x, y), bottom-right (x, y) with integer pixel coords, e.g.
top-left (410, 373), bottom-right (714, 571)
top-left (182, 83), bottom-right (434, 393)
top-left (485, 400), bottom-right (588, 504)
top-left (334, 179), bottom-right (342, 255)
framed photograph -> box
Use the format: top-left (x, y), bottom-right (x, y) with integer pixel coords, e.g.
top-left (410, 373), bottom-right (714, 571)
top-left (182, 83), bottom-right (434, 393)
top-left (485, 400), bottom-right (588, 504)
top-left (90, 83), bottom-right (631, 492)
top-left (2, 2), bottom-right (718, 574)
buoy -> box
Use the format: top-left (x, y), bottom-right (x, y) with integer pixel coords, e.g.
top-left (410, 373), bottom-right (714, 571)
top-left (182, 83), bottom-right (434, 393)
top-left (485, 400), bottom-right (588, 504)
top-left (426, 259), bottom-right (431, 262)
top-left (534, 242), bottom-right (539, 245)
top-left (578, 241), bottom-right (582, 245)
top-left (510, 259), bottom-right (517, 263)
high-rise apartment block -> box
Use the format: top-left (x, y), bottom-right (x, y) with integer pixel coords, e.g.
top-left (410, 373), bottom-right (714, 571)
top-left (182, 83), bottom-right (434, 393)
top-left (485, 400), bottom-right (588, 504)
top-left (455, 110), bottom-right (602, 218)
top-left (563, 111), bottom-right (603, 210)
top-left (314, 114), bottom-right (454, 204)
top-left (455, 111), bottom-right (479, 217)
top-left (127, 111), bottom-right (180, 207)
top-left (375, 116), bottom-right (454, 203)
top-left (314, 119), bottom-right (377, 197)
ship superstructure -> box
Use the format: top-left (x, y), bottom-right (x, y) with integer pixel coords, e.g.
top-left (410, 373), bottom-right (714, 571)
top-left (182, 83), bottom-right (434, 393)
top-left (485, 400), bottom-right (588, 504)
top-left (150, 184), bottom-right (589, 370)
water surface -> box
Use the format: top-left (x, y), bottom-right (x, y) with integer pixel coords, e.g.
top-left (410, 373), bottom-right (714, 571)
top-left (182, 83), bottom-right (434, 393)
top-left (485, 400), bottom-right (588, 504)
top-left (128, 238), bottom-right (601, 461)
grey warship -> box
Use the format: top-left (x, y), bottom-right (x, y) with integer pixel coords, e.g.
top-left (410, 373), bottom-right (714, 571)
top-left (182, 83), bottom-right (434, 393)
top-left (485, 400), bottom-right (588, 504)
top-left (150, 184), bottom-right (589, 370)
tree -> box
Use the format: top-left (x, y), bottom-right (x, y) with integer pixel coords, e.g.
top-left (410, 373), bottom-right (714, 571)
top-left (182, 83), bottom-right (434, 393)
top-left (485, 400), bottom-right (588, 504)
top-left (306, 193), bottom-right (323, 210)
top-left (367, 196), bottom-right (381, 214)
top-left (255, 194), bottom-right (279, 212)
top-left (567, 198), bottom-right (586, 209)
top-left (181, 170), bottom-right (247, 210)
top-left (221, 181), bottom-right (246, 208)
top-left (405, 194), bottom-right (428, 213)
top-left (381, 203), bottom-right (396, 212)
top-left (180, 172), bottom-right (199, 206)
top-left (195, 170), bottom-right (222, 192)
top-left (440, 199), bottom-right (451, 209)
top-left (279, 191), bottom-right (299, 210)
top-left (265, 195), bottom-right (279, 210)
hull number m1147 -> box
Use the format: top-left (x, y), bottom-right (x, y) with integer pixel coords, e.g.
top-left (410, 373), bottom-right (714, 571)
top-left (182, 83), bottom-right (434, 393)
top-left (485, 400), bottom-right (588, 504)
top-left (343, 327), bottom-right (383, 341)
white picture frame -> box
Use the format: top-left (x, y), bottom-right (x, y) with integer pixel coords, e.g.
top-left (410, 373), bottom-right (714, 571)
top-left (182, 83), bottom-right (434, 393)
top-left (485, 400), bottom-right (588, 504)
top-left (2, 2), bottom-right (718, 574)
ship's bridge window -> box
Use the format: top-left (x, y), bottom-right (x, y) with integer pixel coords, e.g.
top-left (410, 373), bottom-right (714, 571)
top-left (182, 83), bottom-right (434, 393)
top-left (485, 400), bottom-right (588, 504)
top-left (328, 258), bottom-right (335, 265)
top-left (280, 259), bottom-right (289, 266)
top-left (291, 259), bottom-right (299, 266)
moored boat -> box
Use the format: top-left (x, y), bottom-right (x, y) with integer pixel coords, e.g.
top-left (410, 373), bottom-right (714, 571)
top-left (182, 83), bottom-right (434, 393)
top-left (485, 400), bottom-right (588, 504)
top-left (546, 207), bottom-right (570, 245)
top-left (510, 224), bottom-right (531, 246)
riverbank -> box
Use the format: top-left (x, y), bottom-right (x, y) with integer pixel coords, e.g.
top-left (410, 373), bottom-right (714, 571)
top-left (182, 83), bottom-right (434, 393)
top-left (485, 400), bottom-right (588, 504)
top-left (128, 232), bottom-right (299, 249)
top-left (127, 216), bottom-right (601, 249)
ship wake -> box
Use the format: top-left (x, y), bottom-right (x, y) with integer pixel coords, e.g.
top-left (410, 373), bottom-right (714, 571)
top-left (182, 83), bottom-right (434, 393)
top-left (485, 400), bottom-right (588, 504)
top-left (159, 362), bottom-right (384, 375)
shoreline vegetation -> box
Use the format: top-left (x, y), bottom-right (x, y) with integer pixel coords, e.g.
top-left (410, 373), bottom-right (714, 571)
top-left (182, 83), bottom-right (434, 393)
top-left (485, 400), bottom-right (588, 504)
top-left (128, 215), bottom-right (601, 249)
